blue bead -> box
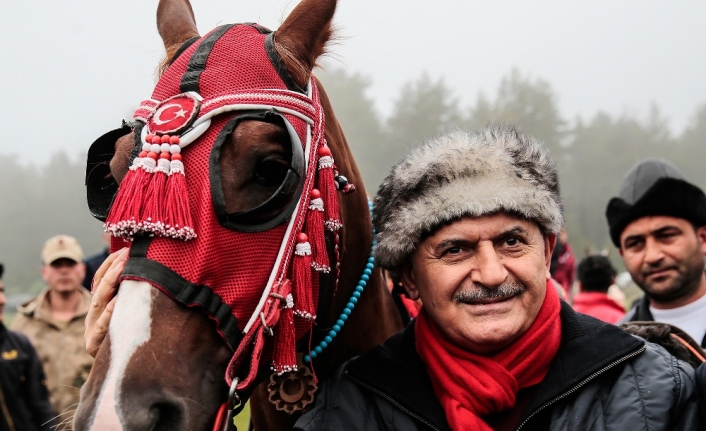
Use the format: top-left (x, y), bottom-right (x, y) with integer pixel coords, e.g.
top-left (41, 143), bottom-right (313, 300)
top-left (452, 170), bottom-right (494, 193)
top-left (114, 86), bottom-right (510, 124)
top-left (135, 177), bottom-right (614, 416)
top-left (347, 303), bottom-right (356, 311)
top-left (324, 336), bottom-right (333, 344)
top-left (366, 263), bottom-right (374, 270)
top-left (355, 286), bottom-right (364, 293)
top-left (363, 269), bottom-right (372, 276)
top-left (303, 355), bottom-right (311, 363)
top-left (361, 274), bottom-right (369, 281)
top-left (329, 330), bottom-right (337, 338)
top-left (358, 281), bottom-right (366, 287)
top-left (310, 351), bottom-right (318, 358)
top-left (343, 309), bottom-right (351, 316)
top-left (314, 346), bottom-right (323, 354)
top-left (352, 291), bottom-right (361, 299)
top-left (350, 297), bottom-right (358, 304)
top-left (340, 314), bottom-right (348, 321)
top-left (320, 341), bottom-right (328, 349)
top-left (333, 324), bottom-right (341, 332)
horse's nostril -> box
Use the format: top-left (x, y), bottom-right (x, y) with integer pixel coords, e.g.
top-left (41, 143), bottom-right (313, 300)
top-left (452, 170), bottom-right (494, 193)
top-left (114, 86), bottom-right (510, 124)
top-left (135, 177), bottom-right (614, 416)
top-left (150, 402), bottom-right (183, 431)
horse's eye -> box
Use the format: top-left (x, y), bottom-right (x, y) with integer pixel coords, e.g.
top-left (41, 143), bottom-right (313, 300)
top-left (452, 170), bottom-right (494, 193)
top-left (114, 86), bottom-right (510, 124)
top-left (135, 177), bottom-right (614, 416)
top-left (254, 159), bottom-right (289, 187)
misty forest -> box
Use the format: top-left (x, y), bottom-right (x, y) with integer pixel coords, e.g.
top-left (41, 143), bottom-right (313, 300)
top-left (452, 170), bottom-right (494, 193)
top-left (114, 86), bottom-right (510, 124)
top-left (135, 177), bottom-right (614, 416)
top-left (1, 66), bottom-right (705, 298)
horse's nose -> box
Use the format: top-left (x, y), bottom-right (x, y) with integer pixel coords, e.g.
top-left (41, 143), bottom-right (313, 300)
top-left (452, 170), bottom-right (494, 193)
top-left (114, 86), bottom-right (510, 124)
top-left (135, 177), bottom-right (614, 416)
top-left (122, 398), bottom-right (184, 431)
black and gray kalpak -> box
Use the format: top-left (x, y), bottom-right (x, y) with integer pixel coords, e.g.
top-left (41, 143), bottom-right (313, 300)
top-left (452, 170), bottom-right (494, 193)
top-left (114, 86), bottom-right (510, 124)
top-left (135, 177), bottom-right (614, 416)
top-left (605, 158), bottom-right (706, 247)
top-left (373, 125), bottom-right (563, 270)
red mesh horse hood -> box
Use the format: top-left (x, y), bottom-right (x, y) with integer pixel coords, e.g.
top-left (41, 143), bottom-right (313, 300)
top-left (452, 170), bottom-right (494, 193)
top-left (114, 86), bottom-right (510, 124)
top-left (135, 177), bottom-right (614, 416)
top-left (106, 24), bottom-right (342, 388)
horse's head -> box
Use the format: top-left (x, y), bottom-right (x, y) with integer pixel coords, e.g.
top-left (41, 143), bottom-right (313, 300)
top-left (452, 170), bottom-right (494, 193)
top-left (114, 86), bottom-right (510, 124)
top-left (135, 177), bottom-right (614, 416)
top-left (75, 1), bottom-right (360, 430)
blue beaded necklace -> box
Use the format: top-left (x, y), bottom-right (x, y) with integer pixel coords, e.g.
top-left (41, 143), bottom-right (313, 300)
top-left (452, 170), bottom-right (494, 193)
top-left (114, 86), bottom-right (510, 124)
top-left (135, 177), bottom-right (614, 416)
top-left (303, 199), bottom-right (376, 364)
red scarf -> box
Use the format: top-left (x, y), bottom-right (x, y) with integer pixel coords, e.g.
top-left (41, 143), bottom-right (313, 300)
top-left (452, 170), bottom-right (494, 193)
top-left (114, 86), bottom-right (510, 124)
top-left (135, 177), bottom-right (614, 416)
top-left (416, 281), bottom-right (561, 431)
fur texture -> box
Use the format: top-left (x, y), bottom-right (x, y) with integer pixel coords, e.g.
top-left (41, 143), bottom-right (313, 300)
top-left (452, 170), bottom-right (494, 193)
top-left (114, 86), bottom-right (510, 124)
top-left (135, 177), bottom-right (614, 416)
top-left (373, 125), bottom-right (563, 270)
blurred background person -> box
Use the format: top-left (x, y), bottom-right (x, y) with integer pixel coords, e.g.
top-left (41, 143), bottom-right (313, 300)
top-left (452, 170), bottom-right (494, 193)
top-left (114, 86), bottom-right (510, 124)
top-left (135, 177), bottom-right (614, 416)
top-left (0, 263), bottom-right (57, 431)
top-left (550, 227), bottom-right (576, 299)
top-left (82, 231), bottom-right (111, 290)
top-left (572, 255), bottom-right (625, 323)
top-left (11, 236), bottom-right (94, 417)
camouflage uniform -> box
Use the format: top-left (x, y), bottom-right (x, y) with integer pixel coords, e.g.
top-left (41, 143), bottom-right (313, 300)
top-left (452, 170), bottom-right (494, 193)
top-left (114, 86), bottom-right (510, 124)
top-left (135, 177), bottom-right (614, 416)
top-left (11, 287), bottom-right (94, 416)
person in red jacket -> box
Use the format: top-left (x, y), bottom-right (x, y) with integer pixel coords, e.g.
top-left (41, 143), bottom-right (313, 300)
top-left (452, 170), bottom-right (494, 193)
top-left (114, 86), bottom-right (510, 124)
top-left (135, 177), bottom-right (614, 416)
top-left (572, 255), bottom-right (625, 323)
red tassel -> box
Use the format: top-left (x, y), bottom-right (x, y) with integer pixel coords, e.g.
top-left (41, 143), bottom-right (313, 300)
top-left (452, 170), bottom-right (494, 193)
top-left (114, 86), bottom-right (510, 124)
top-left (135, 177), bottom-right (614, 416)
top-left (105, 151), bottom-right (151, 239)
top-left (307, 189), bottom-right (329, 272)
top-left (141, 155), bottom-right (169, 236)
top-left (163, 154), bottom-right (196, 240)
top-left (272, 295), bottom-right (297, 374)
top-left (317, 145), bottom-right (342, 231)
top-left (293, 233), bottom-right (315, 320)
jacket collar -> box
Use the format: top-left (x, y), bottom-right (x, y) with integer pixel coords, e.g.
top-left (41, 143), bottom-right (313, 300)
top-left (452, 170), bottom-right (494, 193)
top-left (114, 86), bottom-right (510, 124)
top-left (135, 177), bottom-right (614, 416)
top-left (17, 286), bottom-right (93, 325)
top-left (345, 302), bottom-right (646, 430)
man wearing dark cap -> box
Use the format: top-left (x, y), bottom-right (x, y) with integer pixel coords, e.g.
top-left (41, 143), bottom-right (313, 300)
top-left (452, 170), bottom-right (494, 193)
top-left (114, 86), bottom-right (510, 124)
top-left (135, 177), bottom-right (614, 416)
top-left (606, 158), bottom-right (706, 347)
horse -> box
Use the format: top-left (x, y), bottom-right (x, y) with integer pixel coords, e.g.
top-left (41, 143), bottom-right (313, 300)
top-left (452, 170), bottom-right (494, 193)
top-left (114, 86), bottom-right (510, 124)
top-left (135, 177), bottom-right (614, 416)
top-left (75, 0), bottom-right (403, 430)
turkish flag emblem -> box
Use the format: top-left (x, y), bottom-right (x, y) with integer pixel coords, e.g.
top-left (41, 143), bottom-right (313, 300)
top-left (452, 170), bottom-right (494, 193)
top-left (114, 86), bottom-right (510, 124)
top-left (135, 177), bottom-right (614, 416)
top-left (148, 92), bottom-right (201, 135)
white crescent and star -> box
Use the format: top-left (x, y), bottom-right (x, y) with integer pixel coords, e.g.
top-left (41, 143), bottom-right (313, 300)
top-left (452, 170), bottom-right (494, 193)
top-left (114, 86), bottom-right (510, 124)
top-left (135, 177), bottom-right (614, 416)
top-left (153, 103), bottom-right (190, 126)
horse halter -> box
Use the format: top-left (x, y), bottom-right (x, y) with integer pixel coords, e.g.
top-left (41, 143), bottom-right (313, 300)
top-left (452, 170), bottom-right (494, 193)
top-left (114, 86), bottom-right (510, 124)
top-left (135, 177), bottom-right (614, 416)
top-left (86, 23), bottom-right (345, 394)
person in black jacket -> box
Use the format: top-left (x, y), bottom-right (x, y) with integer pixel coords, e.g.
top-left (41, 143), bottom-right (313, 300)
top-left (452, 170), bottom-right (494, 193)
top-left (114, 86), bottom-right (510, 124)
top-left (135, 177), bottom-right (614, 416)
top-left (0, 263), bottom-right (57, 431)
top-left (294, 126), bottom-right (703, 431)
top-left (606, 158), bottom-right (706, 347)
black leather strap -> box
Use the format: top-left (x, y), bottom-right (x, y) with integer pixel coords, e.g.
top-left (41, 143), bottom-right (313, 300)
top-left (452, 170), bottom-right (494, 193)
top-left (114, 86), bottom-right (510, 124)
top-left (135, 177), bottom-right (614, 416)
top-left (180, 24), bottom-right (235, 93)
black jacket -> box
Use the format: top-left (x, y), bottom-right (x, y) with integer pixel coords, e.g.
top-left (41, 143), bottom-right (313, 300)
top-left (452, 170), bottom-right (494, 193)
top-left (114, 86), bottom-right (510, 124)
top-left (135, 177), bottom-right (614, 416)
top-left (0, 323), bottom-right (56, 431)
top-left (295, 303), bottom-right (703, 431)
top-left (621, 294), bottom-right (706, 347)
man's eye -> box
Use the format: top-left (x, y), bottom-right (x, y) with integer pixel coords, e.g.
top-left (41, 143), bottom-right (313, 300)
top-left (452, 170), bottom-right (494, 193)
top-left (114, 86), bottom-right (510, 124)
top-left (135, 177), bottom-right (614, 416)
top-left (505, 237), bottom-right (520, 246)
top-left (447, 247), bottom-right (462, 254)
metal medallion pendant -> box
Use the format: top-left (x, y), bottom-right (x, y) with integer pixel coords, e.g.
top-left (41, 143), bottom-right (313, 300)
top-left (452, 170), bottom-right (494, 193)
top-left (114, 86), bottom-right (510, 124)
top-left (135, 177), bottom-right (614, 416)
top-left (267, 365), bottom-right (318, 414)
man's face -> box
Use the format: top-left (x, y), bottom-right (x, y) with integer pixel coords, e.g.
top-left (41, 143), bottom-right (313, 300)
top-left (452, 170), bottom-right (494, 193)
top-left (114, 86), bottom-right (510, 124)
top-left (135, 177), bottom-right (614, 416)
top-left (401, 213), bottom-right (555, 354)
top-left (0, 280), bottom-right (6, 321)
top-left (41, 258), bottom-right (85, 294)
top-left (619, 215), bottom-right (706, 307)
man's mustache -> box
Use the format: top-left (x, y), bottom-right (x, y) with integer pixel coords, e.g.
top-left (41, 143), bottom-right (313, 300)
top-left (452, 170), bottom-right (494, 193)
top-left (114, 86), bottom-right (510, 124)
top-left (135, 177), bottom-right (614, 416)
top-left (453, 281), bottom-right (525, 303)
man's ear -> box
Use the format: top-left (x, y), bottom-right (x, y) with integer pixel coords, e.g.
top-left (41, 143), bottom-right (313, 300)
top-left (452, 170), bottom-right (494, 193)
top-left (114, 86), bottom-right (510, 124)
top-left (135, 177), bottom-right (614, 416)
top-left (544, 233), bottom-right (557, 279)
top-left (399, 264), bottom-right (420, 301)
top-left (696, 225), bottom-right (706, 255)
top-left (40, 266), bottom-right (49, 283)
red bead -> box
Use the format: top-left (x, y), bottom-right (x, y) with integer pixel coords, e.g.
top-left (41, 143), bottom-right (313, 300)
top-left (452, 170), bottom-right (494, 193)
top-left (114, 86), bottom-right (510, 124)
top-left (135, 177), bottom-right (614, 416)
top-left (317, 146), bottom-right (331, 157)
top-left (310, 189), bottom-right (321, 199)
top-left (297, 233), bottom-right (309, 243)
top-left (145, 134), bottom-right (154, 142)
top-left (139, 151), bottom-right (148, 158)
top-left (159, 152), bottom-right (170, 159)
top-left (171, 153), bottom-right (182, 161)
top-left (147, 152), bottom-right (158, 160)
top-left (151, 135), bottom-right (161, 144)
top-left (169, 135), bottom-right (180, 145)
top-left (161, 135), bottom-right (171, 144)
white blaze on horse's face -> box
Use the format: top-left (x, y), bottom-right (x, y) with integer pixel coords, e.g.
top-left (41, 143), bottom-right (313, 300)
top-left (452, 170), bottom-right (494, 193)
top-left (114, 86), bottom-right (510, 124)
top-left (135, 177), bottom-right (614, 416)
top-left (88, 280), bottom-right (153, 431)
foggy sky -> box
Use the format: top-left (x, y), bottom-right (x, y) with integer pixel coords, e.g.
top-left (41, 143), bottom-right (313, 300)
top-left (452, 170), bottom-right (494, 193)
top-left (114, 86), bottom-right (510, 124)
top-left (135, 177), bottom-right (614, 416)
top-left (1, 0), bottom-right (704, 165)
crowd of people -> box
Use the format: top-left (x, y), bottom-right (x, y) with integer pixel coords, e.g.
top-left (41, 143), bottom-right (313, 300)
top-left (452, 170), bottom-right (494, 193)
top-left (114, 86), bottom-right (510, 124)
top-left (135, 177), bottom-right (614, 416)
top-left (3, 124), bottom-right (706, 430)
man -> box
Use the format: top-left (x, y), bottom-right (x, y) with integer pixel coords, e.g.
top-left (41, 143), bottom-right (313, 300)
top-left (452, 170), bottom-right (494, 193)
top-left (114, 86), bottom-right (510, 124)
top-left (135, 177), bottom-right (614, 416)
top-left (293, 127), bottom-right (701, 430)
top-left (550, 227), bottom-right (576, 298)
top-left (0, 263), bottom-right (56, 431)
top-left (606, 158), bottom-right (706, 347)
top-left (572, 255), bottom-right (625, 323)
top-left (12, 236), bottom-right (94, 416)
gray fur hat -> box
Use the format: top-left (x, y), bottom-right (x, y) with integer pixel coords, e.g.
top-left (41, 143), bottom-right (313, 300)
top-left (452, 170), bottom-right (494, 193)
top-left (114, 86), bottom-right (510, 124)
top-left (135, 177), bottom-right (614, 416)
top-left (373, 125), bottom-right (563, 270)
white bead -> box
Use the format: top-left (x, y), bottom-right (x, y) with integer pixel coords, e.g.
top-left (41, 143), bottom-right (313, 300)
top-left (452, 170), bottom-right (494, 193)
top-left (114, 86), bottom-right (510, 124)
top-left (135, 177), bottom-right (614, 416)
top-left (150, 144), bottom-right (161, 153)
top-left (160, 143), bottom-right (170, 153)
top-left (142, 143), bottom-right (151, 151)
top-left (170, 145), bottom-right (181, 154)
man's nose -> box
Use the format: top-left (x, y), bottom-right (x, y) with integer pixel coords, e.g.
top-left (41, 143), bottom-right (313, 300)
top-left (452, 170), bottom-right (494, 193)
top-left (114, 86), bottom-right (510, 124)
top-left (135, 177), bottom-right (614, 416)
top-left (469, 243), bottom-right (508, 288)
top-left (643, 237), bottom-right (665, 265)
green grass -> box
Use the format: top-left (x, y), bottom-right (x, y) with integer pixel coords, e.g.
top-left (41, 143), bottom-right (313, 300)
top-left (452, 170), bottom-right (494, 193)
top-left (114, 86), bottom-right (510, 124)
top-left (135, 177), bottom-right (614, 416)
top-left (232, 401), bottom-right (251, 430)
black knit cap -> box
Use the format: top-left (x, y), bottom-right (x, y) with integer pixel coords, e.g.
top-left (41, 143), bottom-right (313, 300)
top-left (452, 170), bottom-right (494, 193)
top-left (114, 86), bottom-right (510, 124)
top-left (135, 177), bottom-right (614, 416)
top-left (605, 158), bottom-right (706, 247)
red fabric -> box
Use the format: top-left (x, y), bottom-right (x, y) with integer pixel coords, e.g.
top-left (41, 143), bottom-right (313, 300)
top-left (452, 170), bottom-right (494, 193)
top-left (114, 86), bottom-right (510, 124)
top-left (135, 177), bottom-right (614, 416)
top-left (415, 281), bottom-right (562, 431)
top-left (572, 292), bottom-right (625, 324)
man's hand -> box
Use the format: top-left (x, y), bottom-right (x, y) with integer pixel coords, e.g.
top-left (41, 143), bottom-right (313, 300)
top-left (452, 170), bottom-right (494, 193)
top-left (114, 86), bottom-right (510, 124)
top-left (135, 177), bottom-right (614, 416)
top-left (85, 248), bottom-right (128, 357)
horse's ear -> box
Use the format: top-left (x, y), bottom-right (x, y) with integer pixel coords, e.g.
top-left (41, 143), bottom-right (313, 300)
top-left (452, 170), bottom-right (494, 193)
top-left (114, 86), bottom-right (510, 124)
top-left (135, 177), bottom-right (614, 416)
top-left (156, 0), bottom-right (200, 60)
top-left (275, 0), bottom-right (337, 88)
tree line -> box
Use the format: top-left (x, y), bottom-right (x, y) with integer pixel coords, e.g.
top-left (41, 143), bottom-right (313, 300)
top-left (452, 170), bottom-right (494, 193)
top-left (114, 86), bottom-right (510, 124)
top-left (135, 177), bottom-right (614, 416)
top-left (1, 66), bottom-right (705, 294)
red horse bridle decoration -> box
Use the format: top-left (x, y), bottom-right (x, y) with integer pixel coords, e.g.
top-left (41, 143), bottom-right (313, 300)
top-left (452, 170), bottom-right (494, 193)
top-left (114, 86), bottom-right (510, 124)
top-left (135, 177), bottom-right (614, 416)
top-left (96, 23), bottom-right (344, 397)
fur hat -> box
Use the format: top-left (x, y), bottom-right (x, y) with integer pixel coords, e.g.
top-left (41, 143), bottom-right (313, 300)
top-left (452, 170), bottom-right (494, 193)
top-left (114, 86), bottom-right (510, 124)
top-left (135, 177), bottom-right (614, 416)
top-left (373, 125), bottom-right (563, 270)
top-left (605, 158), bottom-right (706, 247)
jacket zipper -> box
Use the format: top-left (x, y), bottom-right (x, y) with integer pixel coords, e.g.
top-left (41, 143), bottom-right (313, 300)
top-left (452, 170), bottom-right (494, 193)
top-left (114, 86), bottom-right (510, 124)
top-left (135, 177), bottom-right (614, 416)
top-left (0, 384), bottom-right (17, 431)
top-left (346, 371), bottom-right (442, 431)
top-left (515, 343), bottom-right (647, 430)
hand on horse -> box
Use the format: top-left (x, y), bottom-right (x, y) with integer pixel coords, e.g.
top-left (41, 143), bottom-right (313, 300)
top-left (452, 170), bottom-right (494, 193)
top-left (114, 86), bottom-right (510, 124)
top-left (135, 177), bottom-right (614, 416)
top-left (85, 247), bottom-right (127, 357)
